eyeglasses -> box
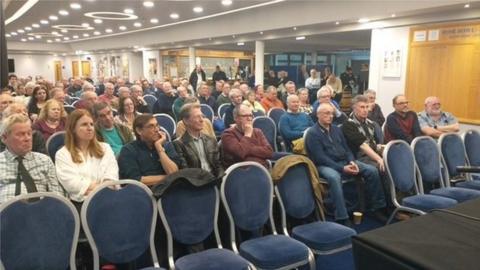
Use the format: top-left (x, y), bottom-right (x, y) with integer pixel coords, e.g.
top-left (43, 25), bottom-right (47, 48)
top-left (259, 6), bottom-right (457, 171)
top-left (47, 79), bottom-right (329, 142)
top-left (395, 101), bottom-right (409, 105)
top-left (238, 114), bottom-right (254, 119)
top-left (319, 112), bottom-right (334, 116)
top-left (144, 123), bottom-right (160, 130)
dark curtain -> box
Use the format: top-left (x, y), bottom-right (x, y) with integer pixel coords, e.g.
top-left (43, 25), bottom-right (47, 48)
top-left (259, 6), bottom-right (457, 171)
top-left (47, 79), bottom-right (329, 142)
top-left (0, 0), bottom-right (8, 88)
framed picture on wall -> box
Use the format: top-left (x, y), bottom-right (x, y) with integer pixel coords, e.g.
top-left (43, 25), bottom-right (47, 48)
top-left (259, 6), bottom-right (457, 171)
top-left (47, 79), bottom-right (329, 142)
top-left (382, 49), bottom-right (402, 78)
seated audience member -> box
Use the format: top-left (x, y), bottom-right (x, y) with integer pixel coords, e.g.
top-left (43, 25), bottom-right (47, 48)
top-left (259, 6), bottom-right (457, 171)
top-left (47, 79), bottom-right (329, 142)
top-left (212, 80), bottom-right (224, 100)
top-left (261, 85), bottom-right (284, 112)
top-left (55, 109), bottom-right (118, 203)
top-left (68, 78), bottom-right (83, 96)
top-left (216, 83), bottom-right (231, 108)
top-left (49, 87), bottom-right (66, 105)
top-left (118, 114), bottom-right (180, 186)
top-left (173, 86), bottom-right (190, 120)
top-left (0, 114), bottom-right (64, 204)
top-left (305, 69), bottom-right (321, 90)
top-left (98, 82), bottom-right (119, 109)
top-left (384, 95), bottom-right (422, 143)
top-left (130, 85), bottom-right (150, 113)
top-left (239, 83), bottom-right (250, 97)
top-left (173, 103), bottom-right (224, 178)
top-left (0, 93), bottom-right (13, 122)
top-left (176, 97), bottom-right (215, 138)
top-left (364, 89), bottom-right (385, 127)
top-left (93, 102), bottom-right (134, 156)
top-left (114, 97), bottom-right (138, 131)
top-left (418, 96), bottom-right (459, 138)
top-left (1, 103), bottom-right (46, 154)
top-left (280, 81), bottom-right (297, 107)
top-left (255, 84), bottom-right (265, 101)
top-left (279, 95), bottom-right (314, 150)
top-left (242, 90), bottom-right (265, 114)
top-left (342, 95), bottom-right (384, 171)
top-left (74, 90), bottom-right (98, 113)
top-left (221, 104), bottom-right (273, 168)
top-left (75, 81), bottom-right (95, 98)
top-left (197, 83), bottom-right (216, 110)
top-left (27, 85), bottom-right (49, 122)
top-left (326, 73), bottom-right (343, 103)
top-left (32, 99), bottom-right (67, 141)
top-left (14, 81), bottom-right (32, 105)
top-left (6, 74), bottom-right (18, 92)
top-left (117, 86), bottom-right (131, 99)
top-left (305, 103), bottom-right (386, 226)
top-left (153, 81), bottom-right (176, 117)
top-left (311, 87), bottom-right (346, 124)
top-left (223, 88), bottom-right (244, 128)
top-left (298, 88), bottom-right (313, 114)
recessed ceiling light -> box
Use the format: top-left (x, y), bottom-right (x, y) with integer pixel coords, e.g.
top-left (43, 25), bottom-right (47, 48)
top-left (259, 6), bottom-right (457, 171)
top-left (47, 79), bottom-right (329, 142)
top-left (5, 34), bottom-right (11, 37)
top-left (24, 26), bottom-right (32, 31)
top-left (40, 20), bottom-right (49, 24)
top-left (391, 14), bottom-right (396, 17)
top-left (296, 36), bottom-right (306, 40)
top-left (21, 38), bottom-right (27, 42)
top-left (133, 22), bottom-right (142, 27)
top-left (105, 28), bottom-right (113, 33)
top-left (11, 32), bottom-right (17, 36)
top-left (260, 31), bottom-right (263, 35)
top-left (32, 23), bottom-right (40, 28)
top-left (170, 13), bottom-right (179, 19)
top-left (49, 15), bottom-right (58, 20)
top-left (17, 29), bottom-right (25, 33)
top-left (222, 0), bottom-right (233, 6)
top-left (61, 29), bottom-right (68, 33)
top-left (143, 1), bottom-right (154, 7)
top-left (73, 35), bottom-right (79, 39)
top-left (83, 33), bottom-right (90, 37)
top-left (55, 38), bottom-right (61, 41)
top-left (237, 42), bottom-right (244, 46)
top-left (94, 31), bottom-right (101, 35)
top-left (81, 23), bottom-right (90, 27)
top-left (119, 25), bottom-right (127, 30)
top-left (35, 35), bottom-right (41, 39)
top-left (150, 18), bottom-right (159, 24)
top-left (63, 37), bottom-right (70, 40)
top-left (70, 3), bottom-right (81, 9)
top-left (193, 6), bottom-right (203, 13)
top-left (464, 3), bottom-right (470, 8)
top-left (358, 18), bottom-right (370, 23)
top-left (51, 31), bottom-right (59, 35)
top-left (335, 21), bottom-right (340, 25)
top-left (59, 10), bottom-right (69, 16)
top-left (47, 39), bottom-right (53, 43)
top-left (124, 8), bottom-right (134, 14)
top-left (232, 34), bottom-right (235, 38)
top-left (28, 37), bottom-right (34, 40)
top-left (293, 27), bottom-right (297, 31)
top-left (94, 19), bottom-right (103, 24)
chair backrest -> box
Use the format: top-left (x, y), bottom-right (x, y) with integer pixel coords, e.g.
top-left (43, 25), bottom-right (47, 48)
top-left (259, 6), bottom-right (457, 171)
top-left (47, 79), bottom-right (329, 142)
top-left (46, 131), bottom-right (66, 161)
top-left (158, 182), bottom-right (220, 269)
top-left (154, 113), bottom-right (176, 139)
top-left (221, 162), bottom-right (275, 252)
top-left (111, 108), bottom-right (118, 117)
top-left (384, 140), bottom-right (419, 194)
top-left (252, 116), bottom-right (278, 151)
top-left (268, 107), bottom-right (286, 128)
top-left (0, 192), bottom-right (79, 270)
top-left (253, 110), bottom-right (265, 117)
top-left (439, 133), bottom-right (468, 179)
top-left (412, 136), bottom-right (445, 187)
top-left (81, 180), bottom-right (159, 270)
top-left (217, 103), bottom-right (229, 119)
top-left (160, 126), bottom-right (171, 142)
top-left (64, 105), bottom-right (75, 114)
top-left (69, 96), bottom-right (80, 104)
top-left (463, 130), bottom-right (480, 166)
top-left (143, 94), bottom-right (157, 112)
top-left (200, 103), bottom-right (214, 123)
top-left (71, 100), bottom-right (80, 107)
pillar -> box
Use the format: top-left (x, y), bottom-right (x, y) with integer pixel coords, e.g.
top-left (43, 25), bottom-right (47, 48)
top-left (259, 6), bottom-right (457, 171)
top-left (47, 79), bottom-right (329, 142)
top-left (255, 40), bottom-right (264, 85)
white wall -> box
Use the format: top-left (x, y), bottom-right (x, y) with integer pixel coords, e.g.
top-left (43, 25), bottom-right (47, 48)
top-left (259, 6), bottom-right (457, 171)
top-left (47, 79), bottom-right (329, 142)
top-left (129, 52), bottom-right (143, 81)
top-left (7, 54), bottom-right (64, 82)
top-left (142, 50), bottom-right (161, 81)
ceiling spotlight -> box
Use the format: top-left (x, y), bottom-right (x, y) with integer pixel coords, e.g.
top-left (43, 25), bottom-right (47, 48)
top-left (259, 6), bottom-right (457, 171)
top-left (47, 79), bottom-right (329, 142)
top-left (55, 38), bottom-right (61, 42)
top-left (21, 38), bottom-right (27, 42)
top-left (17, 29), bottom-right (25, 33)
top-left (143, 1), bottom-right (154, 7)
top-left (83, 33), bottom-right (90, 37)
top-left (35, 35), bottom-right (41, 39)
top-left (70, 3), bottom-right (81, 9)
top-left (296, 36), bottom-right (306, 40)
top-left (293, 27), bottom-right (297, 31)
top-left (335, 21), bottom-right (340, 25)
top-left (24, 26), bottom-right (32, 31)
top-left (81, 23), bottom-right (90, 27)
top-left (94, 19), bottom-right (103, 24)
top-left (28, 37), bottom-right (34, 40)
top-left (222, 0), bottom-right (233, 6)
top-left (124, 8), bottom-right (134, 14)
top-left (391, 14), bottom-right (396, 17)
top-left (73, 35), bottom-right (79, 39)
top-left (464, 3), bottom-right (470, 8)
top-left (193, 6), bottom-right (203, 13)
top-left (260, 31), bottom-right (263, 35)
top-left (133, 22), bottom-right (142, 27)
top-left (11, 32), bottom-right (17, 36)
top-left (52, 31), bottom-right (59, 35)
top-left (5, 34), bottom-right (11, 37)
top-left (63, 37), bottom-right (70, 40)
top-left (49, 15), bottom-right (58, 20)
top-left (358, 18), bottom-right (370, 23)
top-left (94, 31), bottom-right (101, 35)
top-left (150, 18), bottom-right (159, 24)
top-left (237, 42), bottom-right (244, 46)
top-left (105, 28), bottom-right (113, 33)
top-left (61, 29), bottom-right (68, 33)
top-left (232, 34), bottom-right (235, 38)
top-left (119, 25), bottom-right (127, 30)
top-left (47, 39), bottom-right (53, 43)
top-left (59, 10), bottom-right (69, 16)
top-left (32, 23), bottom-right (40, 28)
top-left (40, 20), bottom-right (49, 24)
top-left (170, 13), bottom-right (179, 19)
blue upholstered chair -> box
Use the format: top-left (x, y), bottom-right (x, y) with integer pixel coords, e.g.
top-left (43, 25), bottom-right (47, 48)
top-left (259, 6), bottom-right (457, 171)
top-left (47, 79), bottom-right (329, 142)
top-left (267, 108), bottom-right (286, 129)
top-left (157, 181), bottom-right (254, 270)
top-left (274, 161), bottom-right (357, 270)
top-left (64, 104), bottom-right (75, 114)
top-left (221, 161), bottom-right (315, 270)
top-left (384, 140), bottom-right (457, 224)
top-left (412, 136), bottom-right (480, 202)
top-left (253, 110), bottom-right (265, 117)
top-left (439, 133), bottom-right (480, 190)
top-left (253, 116), bottom-right (278, 152)
top-left (200, 104), bottom-right (214, 123)
top-left (159, 126), bottom-right (171, 142)
top-left (143, 94), bottom-right (157, 112)
top-left (154, 113), bottom-right (176, 139)
top-left (217, 103), bottom-right (230, 119)
top-left (0, 192), bottom-right (80, 270)
top-left (463, 129), bottom-right (480, 180)
top-left (46, 131), bottom-right (66, 161)
top-left (81, 180), bottom-right (163, 270)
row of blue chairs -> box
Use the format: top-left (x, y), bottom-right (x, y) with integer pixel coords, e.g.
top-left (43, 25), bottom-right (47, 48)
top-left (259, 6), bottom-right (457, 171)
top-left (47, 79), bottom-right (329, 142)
top-left (1, 160), bottom-right (359, 270)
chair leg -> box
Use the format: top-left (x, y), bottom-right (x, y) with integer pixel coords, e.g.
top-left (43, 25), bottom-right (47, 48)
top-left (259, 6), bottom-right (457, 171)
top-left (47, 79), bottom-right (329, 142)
top-left (308, 249), bottom-right (316, 270)
top-left (386, 208), bottom-right (399, 225)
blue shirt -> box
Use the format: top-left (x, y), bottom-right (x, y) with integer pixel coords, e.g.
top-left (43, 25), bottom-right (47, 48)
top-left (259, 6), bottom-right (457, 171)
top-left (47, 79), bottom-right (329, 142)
top-left (417, 110), bottom-right (457, 129)
top-left (279, 112), bottom-right (314, 147)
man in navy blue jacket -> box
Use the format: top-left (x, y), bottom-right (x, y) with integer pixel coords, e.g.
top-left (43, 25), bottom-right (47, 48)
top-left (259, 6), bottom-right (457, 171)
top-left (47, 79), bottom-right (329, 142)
top-left (305, 103), bottom-right (386, 226)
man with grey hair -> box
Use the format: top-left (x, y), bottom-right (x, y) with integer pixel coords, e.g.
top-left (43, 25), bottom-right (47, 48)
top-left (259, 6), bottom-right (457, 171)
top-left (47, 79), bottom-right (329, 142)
top-left (311, 86), bottom-right (346, 124)
top-left (117, 86), bottom-right (130, 99)
top-left (221, 104), bottom-right (273, 168)
top-left (130, 84), bottom-right (149, 113)
top-left (418, 96), bottom-right (459, 138)
top-left (49, 87), bottom-right (66, 105)
top-left (99, 82), bottom-right (119, 109)
top-left (364, 89), bottom-right (385, 126)
top-left (279, 94), bottom-right (314, 150)
top-left (0, 113), bottom-right (64, 203)
top-left (153, 81), bottom-right (176, 117)
top-left (173, 85), bottom-right (190, 119)
top-left (216, 82), bottom-right (231, 108)
top-left (281, 81), bottom-right (297, 107)
top-left (74, 90), bottom-right (97, 113)
top-left (223, 88), bottom-right (244, 128)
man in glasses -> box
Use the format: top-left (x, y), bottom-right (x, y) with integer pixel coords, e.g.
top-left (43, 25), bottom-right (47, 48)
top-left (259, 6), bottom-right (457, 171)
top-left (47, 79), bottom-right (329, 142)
top-left (418, 96), bottom-right (459, 138)
top-left (221, 104), bottom-right (273, 168)
top-left (384, 94), bottom-right (422, 144)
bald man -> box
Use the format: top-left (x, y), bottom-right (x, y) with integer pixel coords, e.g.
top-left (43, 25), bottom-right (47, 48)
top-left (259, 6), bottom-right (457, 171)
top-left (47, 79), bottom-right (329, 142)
top-left (418, 96), bottom-right (459, 138)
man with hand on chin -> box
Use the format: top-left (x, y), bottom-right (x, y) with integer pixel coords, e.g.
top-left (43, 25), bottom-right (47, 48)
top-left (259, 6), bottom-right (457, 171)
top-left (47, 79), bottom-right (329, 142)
top-left (221, 104), bottom-right (273, 169)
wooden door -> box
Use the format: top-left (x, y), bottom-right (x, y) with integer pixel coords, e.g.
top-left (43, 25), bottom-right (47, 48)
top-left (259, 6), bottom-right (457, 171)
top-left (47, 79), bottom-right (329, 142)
top-left (54, 61), bottom-right (62, 82)
top-left (81, 61), bottom-right (91, 77)
top-left (72, 61), bottom-right (79, 77)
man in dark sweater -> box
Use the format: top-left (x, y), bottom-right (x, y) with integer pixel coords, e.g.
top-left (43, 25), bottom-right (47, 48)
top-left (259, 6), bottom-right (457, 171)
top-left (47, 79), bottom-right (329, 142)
top-left (384, 95), bottom-right (422, 143)
top-left (305, 102), bottom-right (386, 226)
top-left (153, 81), bottom-right (176, 117)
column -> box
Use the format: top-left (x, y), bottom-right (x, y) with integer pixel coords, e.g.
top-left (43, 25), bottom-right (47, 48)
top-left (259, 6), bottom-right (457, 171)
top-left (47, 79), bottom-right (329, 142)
top-left (311, 51), bottom-right (317, 65)
top-left (255, 40), bottom-right (264, 85)
top-left (188, 47), bottom-right (196, 73)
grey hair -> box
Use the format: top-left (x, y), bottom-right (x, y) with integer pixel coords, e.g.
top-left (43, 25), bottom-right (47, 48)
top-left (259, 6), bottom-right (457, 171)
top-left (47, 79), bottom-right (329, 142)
top-left (0, 113), bottom-right (30, 137)
top-left (233, 104), bottom-right (249, 118)
top-left (179, 103), bottom-right (201, 121)
top-left (351, 95), bottom-right (369, 106)
top-left (316, 86), bottom-right (331, 99)
top-left (364, 89), bottom-right (376, 96)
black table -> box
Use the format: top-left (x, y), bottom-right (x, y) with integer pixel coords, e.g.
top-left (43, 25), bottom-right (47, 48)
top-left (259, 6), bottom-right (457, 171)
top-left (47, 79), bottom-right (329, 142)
top-left (352, 199), bottom-right (480, 270)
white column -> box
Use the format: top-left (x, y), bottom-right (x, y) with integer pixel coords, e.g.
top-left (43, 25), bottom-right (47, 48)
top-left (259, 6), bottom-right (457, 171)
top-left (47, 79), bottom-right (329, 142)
top-left (188, 47), bottom-right (196, 73)
top-left (311, 51), bottom-right (317, 65)
top-left (255, 40), bottom-right (264, 85)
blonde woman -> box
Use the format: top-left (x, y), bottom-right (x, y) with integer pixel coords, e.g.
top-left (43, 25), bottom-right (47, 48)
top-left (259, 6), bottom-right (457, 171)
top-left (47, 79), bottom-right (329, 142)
top-left (32, 99), bottom-right (67, 141)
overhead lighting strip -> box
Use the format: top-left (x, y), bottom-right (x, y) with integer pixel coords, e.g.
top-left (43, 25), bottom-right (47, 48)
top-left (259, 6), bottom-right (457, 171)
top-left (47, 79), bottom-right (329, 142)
top-left (5, 0), bottom-right (39, 25)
